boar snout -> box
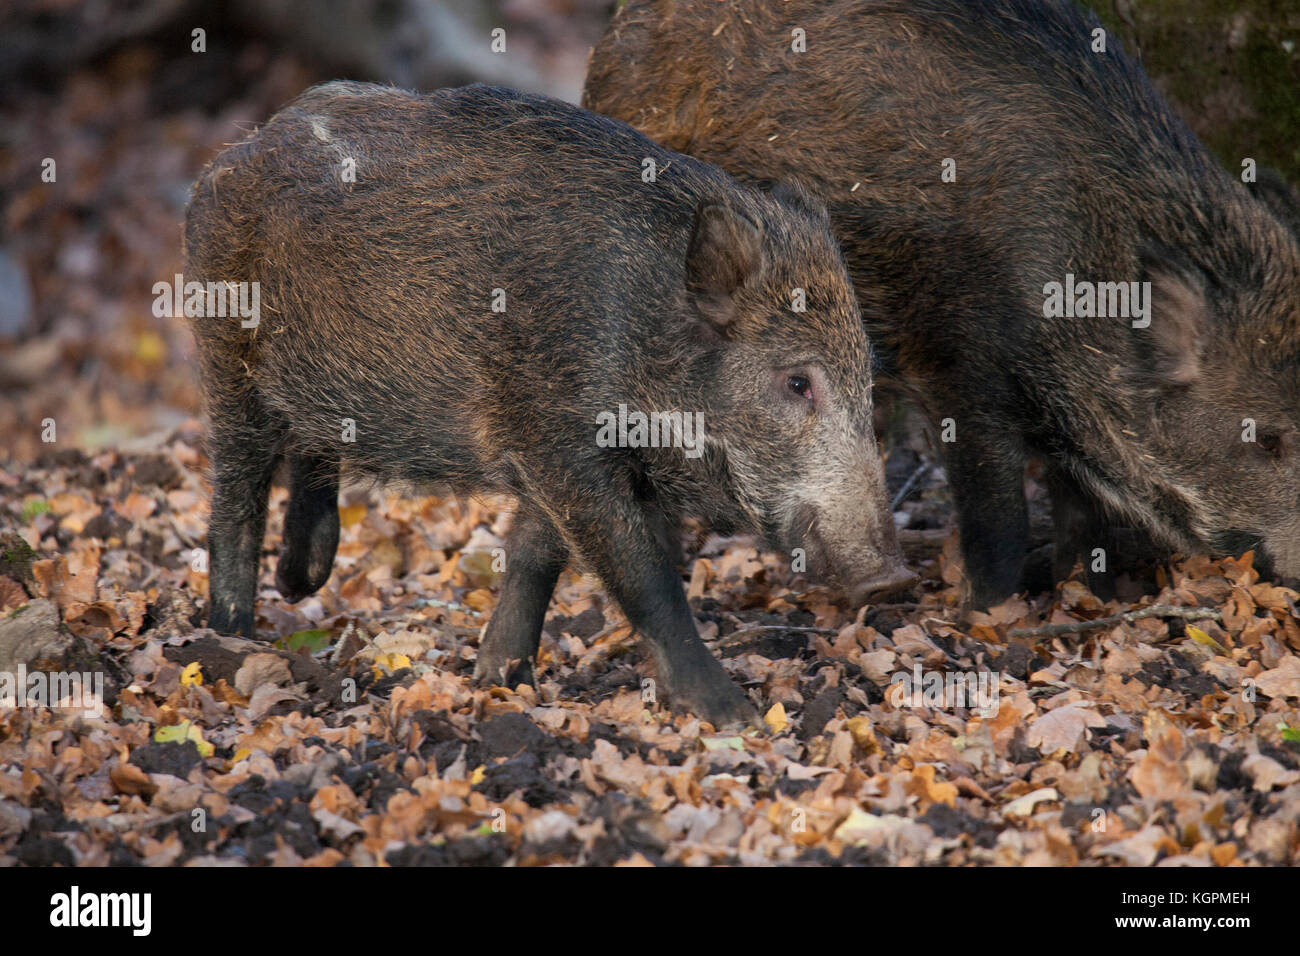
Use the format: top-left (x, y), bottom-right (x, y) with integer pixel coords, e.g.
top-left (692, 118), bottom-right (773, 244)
top-left (846, 564), bottom-right (919, 607)
top-left (790, 501), bottom-right (913, 607)
top-left (1262, 525), bottom-right (1300, 582)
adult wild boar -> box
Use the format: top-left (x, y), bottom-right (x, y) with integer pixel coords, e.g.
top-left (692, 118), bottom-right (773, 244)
top-left (184, 81), bottom-right (910, 726)
top-left (585, 0), bottom-right (1300, 605)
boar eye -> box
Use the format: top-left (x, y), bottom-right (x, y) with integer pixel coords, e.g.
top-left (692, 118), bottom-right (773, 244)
top-left (788, 374), bottom-right (814, 402)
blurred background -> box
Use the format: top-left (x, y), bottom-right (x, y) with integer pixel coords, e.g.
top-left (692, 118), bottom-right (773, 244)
top-left (0, 0), bottom-right (614, 464)
top-left (0, 0), bottom-right (1297, 465)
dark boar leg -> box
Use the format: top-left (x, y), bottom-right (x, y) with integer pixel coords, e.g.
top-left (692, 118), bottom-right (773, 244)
top-left (473, 510), bottom-right (569, 688)
top-left (275, 451), bottom-right (340, 602)
top-left (207, 388), bottom-right (283, 638)
top-left (569, 504), bottom-right (757, 728)
top-left (1048, 467), bottom-right (1170, 599)
top-left (944, 423), bottom-right (1030, 608)
top-left (616, 559), bottom-right (756, 728)
top-left (1047, 467), bottom-right (1118, 598)
top-left (1047, 468), bottom-right (1092, 588)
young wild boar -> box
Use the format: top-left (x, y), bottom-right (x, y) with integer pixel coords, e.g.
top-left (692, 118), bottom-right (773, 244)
top-left (183, 81), bottom-right (911, 726)
top-left (585, 0), bottom-right (1300, 606)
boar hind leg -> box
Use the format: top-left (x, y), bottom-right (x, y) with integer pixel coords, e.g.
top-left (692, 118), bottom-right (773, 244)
top-left (945, 426), bottom-right (1030, 609)
top-left (207, 388), bottom-right (284, 639)
top-left (473, 510), bottom-right (569, 688)
top-left (275, 452), bottom-right (340, 602)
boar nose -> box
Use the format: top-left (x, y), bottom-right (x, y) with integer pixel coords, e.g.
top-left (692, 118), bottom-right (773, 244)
top-left (846, 565), bottom-right (918, 607)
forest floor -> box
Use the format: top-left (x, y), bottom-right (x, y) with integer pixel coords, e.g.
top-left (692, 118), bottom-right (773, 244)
top-left (2, 4), bottom-right (1298, 868)
top-left (2, 428), bottom-right (1299, 866)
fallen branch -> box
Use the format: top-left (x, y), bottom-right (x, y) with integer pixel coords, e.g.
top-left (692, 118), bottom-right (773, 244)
top-left (891, 463), bottom-right (931, 510)
top-left (727, 624), bottom-right (840, 636)
top-left (716, 623), bottom-right (841, 649)
top-left (1008, 604), bottom-right (1222, 639)
top-left (897, 527), bottom-right (951, 562)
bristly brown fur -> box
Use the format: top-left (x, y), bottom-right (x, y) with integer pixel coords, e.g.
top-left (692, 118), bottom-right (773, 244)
top-left (585, 0), bottom-right (1300, 605)
top-left (184, 81), bottom-right (909, 725)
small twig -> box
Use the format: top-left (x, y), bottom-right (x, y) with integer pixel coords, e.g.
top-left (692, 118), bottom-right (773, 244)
top-left (864, 602), bottom-right (923, 615)
top-left (1008, 604), bottom-right (1222, 640)
top-left (575, 621), bottom-right (625, 645)
top-left (890, 463), bottom-right (931, 511)
top-left (720, 610), bottom-right (837, 632)
top-left (717, 624), bottom-right (840, 649)
top-left (567, 621), bottom-right (634, 672)
top-left (329, 621), bottom-right (357, 666)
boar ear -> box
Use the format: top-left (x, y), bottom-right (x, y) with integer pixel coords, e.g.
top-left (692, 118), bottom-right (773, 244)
top-left (1139, 249), bottom-right (1211, 388)
top-left (685, 200), bottom-right (764, 331)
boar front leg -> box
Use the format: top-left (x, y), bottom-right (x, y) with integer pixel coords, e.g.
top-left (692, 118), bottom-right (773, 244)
top-left (942, 419), bottom-right (1030, 609)
top-left (1047, 467), bottom-right (1165, 599)
top-left (207, 387), bottom-right (283, 639)
top-left (564, 503), bottom-right (757, 729)
top-left (1047, 467), bottom-right (1115, 598)
top-left (474, 510), bottom-right (569, 688)
top-left (1047, 466), bottom-right (1093, 586)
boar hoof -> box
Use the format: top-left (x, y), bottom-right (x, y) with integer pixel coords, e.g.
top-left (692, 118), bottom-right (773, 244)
top-left (670, 677), bottom-right (759, 730)
top-left (275, 547), bottom-right (336, 603)
top-left (207, 606), bottom-right (257, 641)
top-left (274, 576), bottom-right (317, 606)
top-left (473, 652), bottom-right (535, 690)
